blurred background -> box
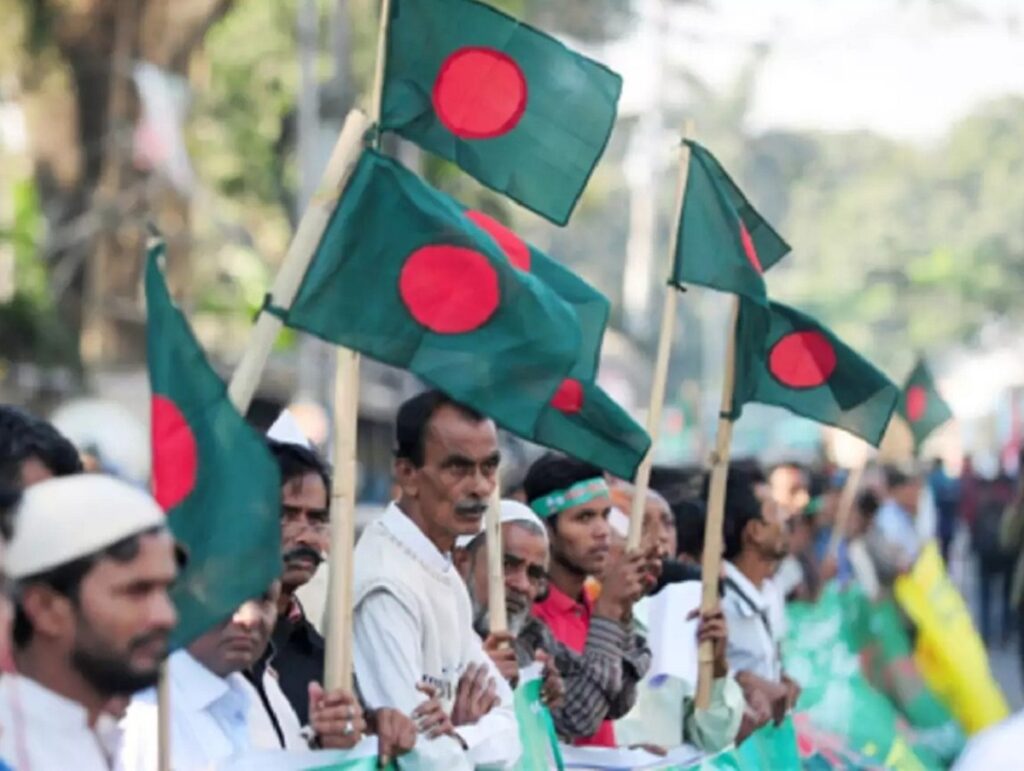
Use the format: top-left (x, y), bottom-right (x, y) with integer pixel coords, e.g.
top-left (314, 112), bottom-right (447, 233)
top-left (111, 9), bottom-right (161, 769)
top-left (2, 0), bottom-right (1024, 497)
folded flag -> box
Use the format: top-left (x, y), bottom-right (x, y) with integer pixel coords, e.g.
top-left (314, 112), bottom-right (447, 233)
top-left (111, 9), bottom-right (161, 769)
top-left (672, 140), bottom-right (790, 302)
top-left (145, 240), bottom-right (282, 647)
top-left (898, 359), bottom-right (954, 450)
top-left (732, 299), bottom-right (899, 446)
top-left (380, 0), bottom-right (622, 225)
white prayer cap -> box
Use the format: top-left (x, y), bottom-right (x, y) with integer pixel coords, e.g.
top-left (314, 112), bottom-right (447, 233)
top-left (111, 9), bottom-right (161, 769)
top-left (454, 499), bottom-right (549, 550)
top-left (6, 474), bottom-right (166, 580)
top-left (267, 409), bottom-right (312, 448)
top-left (608, 507), bottom-right (630, 539)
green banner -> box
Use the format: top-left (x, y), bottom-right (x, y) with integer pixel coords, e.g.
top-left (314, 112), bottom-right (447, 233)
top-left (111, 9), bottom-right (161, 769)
top-left (514, 665), bottom-right (565, 771)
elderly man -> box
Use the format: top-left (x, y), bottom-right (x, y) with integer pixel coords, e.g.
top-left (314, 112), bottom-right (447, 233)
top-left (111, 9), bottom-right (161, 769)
top-left (523, 453), bottom-right (656, 747)
top-left (352, 390), bottom-right (521, 769)
top-left (0, 475), bottom-right (178, 770)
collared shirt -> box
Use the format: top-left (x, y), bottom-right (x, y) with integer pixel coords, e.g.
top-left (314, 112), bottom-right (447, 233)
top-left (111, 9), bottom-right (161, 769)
top-left (721, 562), bottom-right (781, 682)
top-left (242, 652), bottom-right (307, 751)
top-left (270, 596), bottom-right (325, 726)
top-left (120, 650), bottom-right (252, 771)
top-left (0, 672), bottom-right (123, 771)
top-left (353, 503), bottom-right (520, 770)
top-left (531, 584), bottom-right (650, 747)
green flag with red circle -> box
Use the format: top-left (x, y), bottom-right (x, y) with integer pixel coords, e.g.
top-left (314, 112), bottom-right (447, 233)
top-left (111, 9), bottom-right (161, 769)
top-left (380, 0), bottom-right (622, 226)
top-left (145, 240), bottom-right (282, 648)
top-left (672, 140), bottom-right (790, 301)
top-left (731, 299), bottom-right (899, 446)
top-left (275, 150), bottom-right (647, 479)
top-left (898, 359), bottom-right (954, 451)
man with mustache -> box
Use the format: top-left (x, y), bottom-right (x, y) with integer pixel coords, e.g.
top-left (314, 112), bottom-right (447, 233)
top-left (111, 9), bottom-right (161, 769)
top-left (120, 579), bottom-right (377, 770)
top-left (523, 453), bottom-right (656, 748)
top-left (353, 390), bottom-right (521, 769)
top-left (0, 475), bottom-right (178, 770)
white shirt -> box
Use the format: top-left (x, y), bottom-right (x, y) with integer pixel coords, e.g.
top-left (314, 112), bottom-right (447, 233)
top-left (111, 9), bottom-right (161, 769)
top-left (721, 562), bottom-right (782, 681)
top-left (353, 503), bottom-right (521, 770)
top-left (240, 668), bottom-right (306, 751)
top-left (0, 672), bottom-right (123, 771)
top-left (120, 650), bottom-right (252, 771)
top-left (952, 710), bottom-right (1024, 770)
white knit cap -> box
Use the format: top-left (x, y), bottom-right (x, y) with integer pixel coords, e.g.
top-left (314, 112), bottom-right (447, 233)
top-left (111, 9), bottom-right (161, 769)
top-left (6, 474), bottom-right (166, 580)
top-left (267, 409), bottom-right (312, 448)
top-left (454, 499), bottom-right (549, 549)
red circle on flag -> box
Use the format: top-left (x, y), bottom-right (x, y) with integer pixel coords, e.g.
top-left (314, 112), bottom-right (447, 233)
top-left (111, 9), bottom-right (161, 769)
top-left (432, 47), bottom-right (528, 140)
top-left (551, 379), bottom-right (585, 414)
top-left (906, 385), bottom-right (928, 422)
top-left (769, 331), bottom-right (838, 389)
top-left (399, 245), bottom-right (500, 334)
top-left (150, 394), bottom-right (198, 511)
top-left (465, 210), bottom-right (532, 271)
top-left (739, 221), bottom-right (763, 273)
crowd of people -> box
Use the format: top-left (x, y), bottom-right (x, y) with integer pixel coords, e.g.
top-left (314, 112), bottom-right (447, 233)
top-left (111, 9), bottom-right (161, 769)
top-left (0, 393), bottom-right (1017, 769)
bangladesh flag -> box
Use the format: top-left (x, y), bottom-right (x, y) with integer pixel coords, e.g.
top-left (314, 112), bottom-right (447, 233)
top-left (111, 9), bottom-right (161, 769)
top-left (462, 209), bottom-right (609, 381)
top-left (145, 241), bottom-right (282, 648)
top-left (898, 360), bottom-right (954, 450)
top-left (380, 0), bottom-right (622, 225)
top-left (672, 140), bottom-right (790, 301)
top-left (732, 299), bottom-right (899, 446)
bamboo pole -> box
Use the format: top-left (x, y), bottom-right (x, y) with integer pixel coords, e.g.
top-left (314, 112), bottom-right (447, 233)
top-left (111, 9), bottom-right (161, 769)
top-left (485, 483), bottom-right (508, 634)
top-left (322, 0), bottom-right (393, 692)
top-left (695, 296), bottom-right (740, 710)
top-left (226, 109), bottom-right (369, 413)
top-left (828, 463), bottom-right (865, 560)
top-left (626, 122), bottom-right (695, 551)
top-left (157, 662), bottom-right (171, 771)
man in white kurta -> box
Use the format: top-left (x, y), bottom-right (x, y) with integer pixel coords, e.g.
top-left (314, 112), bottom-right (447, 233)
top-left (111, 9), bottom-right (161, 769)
top-left (353, 391), bottom-right (521, 770)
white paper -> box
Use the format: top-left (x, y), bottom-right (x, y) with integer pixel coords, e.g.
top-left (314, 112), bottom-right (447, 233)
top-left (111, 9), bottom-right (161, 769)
top-left (646, 580), bottom-right (702, 689)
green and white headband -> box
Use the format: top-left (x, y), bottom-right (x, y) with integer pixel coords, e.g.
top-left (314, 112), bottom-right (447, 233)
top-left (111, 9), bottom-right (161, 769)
top-left (530, 477), bottom-right (609, 519)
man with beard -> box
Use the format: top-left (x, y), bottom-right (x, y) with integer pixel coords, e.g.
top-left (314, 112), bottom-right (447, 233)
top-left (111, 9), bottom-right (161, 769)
top-left (719, 465), bottom-right (801, 723)
top-left (524, 454), bottom-right (655, 748)
top-left (0, 475), bottom-right (178, 770)
top-left (454, 501), bottom-right (567, 720)
top-left (353, 390), bottom-right (521, 769)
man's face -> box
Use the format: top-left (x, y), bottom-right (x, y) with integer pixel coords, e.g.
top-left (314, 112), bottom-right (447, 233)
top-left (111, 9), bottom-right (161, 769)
top-left (19, 456), bottom-right (54, 488)
top-left (69, 531), bottom-right (178, 695)
top-left (280, 472), bottom-right (329, 592)
top-left (188, 581), bottom-right (281, 678)
top-left (396, 405), bottom-right (499, 544)
top-left (467, 523), bottom-right (548, 636)
top-left (642, 497), bottom-right (676, 561)
top-left (746, 482), bottom-right (790, 561)
top-left (550, 494), bottom-right (612, 576)
top-left (893, 480), bottom-right (922, 515)
top-left (769, 466), bottom-right (809, 520)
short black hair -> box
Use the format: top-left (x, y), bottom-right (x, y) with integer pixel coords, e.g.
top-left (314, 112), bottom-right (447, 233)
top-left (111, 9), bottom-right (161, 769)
top-left (0, 485), bottom-right (20, 541)
top-left (857, 490), bottom-right (880, 519)
top-left (884, 465), bottom-right (914, 490)
top-left (705, 464), bottom-right (767, 561)
top-left (394, 390), bottom-right (486, 467)
top-left (12, 526), bottom-right (163, 648)
top-left (671, 497), bottom-right (707, 560)
top-left (267, 439), bottom-right (331, 494)
top-left (523, 452), bottom-right (604, 504)
top-left (0, 406), bottom-right (82, 487)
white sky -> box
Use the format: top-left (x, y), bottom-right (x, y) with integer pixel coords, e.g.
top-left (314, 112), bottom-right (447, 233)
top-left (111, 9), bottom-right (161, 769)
top-left (608, 0), bottom-right (1024, 140)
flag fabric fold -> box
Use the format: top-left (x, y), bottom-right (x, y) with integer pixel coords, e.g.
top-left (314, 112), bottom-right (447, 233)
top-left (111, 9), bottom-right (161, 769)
top-left (145, 240), bottom-right (282, 648)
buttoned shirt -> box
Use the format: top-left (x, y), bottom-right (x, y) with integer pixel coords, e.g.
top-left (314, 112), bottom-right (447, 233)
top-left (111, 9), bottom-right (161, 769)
top-left (353, 503), bottom-right (520, 770)
top-left (531, 584), bottom-right (650, 747)
top-left (0, 672), bottom-right (123, 771)
top-left (120, 650), bottom-right (252, 771)
top-left (721, 562), bottom-right (782, 682)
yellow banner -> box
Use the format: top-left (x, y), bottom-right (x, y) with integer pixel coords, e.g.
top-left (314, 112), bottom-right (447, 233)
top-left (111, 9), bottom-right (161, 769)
top-left (894, 541), bottom-right (1009, 734)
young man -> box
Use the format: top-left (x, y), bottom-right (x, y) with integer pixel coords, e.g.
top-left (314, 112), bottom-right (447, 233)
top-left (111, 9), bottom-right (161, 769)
top-left (0, 475), bottom-right (178, 770)
top-left (523, 453), bottom-right (655, 747)
top-left (718, 466), bottom-right (801, 724)
top-left (352, 390), bottom-right (521, 769)
top-left (0, 405), bottom-right (83, 490)
top-left (120, 580), bottom-right (380, 770)
top-left (869, 466), bottom-right (924, 586)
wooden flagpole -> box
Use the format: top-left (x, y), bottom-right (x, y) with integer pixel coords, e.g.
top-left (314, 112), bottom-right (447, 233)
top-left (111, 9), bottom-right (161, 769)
top-left (323, 0), bottom-right (393, 692)
top-left (157, 661), bottom-right (170, 771)
top-left (226, 108), bottom-right (369, 413)
top-left (485, 483), bottom-right (508, 634)
top-left (626, 122), bottom-right (695, 552)
top-left (828, 463), bottom-right (865, 560)
top-left (695, 295), bottom-right (740, 710)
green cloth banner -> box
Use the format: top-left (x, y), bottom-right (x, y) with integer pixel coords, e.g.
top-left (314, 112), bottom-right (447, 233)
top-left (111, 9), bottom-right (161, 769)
top-left (514, 664), bottom-right (564, 771)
